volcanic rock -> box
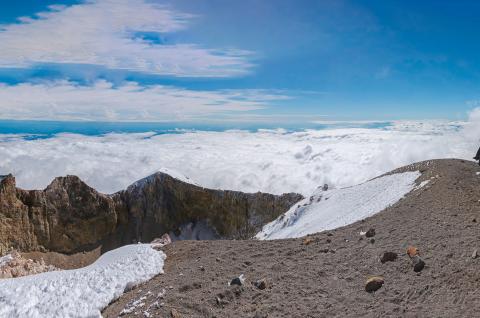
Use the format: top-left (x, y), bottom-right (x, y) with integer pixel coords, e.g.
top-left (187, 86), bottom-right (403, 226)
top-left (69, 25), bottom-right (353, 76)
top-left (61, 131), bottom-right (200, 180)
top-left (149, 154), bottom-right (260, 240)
top-left (365, 276), bottom-right (384, 292)
top-left (0, 173), bottom-right (302, 254)
top-left (380, 251), bottom-right (398, 263)
top-left (411, 255), bottom-right (426, 272)
top-left (406, 246), bottom-right (419, 257)
top-left (151, 234), bottom-right (172, 250)
top-left (230, 274), bottom-right (245, 286)
top-left (253, 279), bottom-right (268, 290)
top-left (0, 251), bottom-right (58, 278)
top-left (365, 228), bottom-right (376, 238)
top-left (302, 237), bottom-right (313, 245)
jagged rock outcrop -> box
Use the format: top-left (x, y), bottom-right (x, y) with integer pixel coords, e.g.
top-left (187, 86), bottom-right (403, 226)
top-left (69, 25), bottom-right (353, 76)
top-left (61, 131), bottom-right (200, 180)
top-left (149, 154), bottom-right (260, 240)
top-left (0, 174), bottom-right (120, 255)
top-left (0, 173), bottom-right (302, 254)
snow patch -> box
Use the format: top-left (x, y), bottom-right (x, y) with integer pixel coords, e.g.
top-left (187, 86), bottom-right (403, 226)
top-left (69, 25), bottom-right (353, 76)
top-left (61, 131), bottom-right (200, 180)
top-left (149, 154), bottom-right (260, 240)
top-left (157, 167), bottom-right (199, 185)
top-left (127, 167), bottom-right (198, 191)
top-left (256, 171), bottom-right (420, 240)
top-left (120, 296), bottom-right (147, 315)
top-left (0, 244), bottom-right (166, 318)
top-left (414, 180), bottom-right (430, 190)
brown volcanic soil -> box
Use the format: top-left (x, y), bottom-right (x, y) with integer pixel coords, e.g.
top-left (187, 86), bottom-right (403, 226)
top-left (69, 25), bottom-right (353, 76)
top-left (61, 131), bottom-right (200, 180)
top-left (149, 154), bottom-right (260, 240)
top-left (103, 159), bottom-right (480, 318)
top-left (21, 246), bottom-right (101, 270)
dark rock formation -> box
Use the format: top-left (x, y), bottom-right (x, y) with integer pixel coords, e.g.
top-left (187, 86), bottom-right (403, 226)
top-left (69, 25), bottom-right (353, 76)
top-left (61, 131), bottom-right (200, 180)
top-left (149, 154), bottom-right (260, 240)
top-left (0, 173), bottom-right (302, 254)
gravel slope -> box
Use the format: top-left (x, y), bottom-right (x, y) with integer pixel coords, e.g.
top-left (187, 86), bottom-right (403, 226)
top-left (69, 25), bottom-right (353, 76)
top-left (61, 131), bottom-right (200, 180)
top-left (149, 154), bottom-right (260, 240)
top-left (103, 159), bottom-right (480, 318)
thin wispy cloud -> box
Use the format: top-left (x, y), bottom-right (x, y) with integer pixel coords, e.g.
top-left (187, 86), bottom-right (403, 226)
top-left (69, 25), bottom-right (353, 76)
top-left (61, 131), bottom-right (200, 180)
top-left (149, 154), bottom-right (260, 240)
top-left (0, 80), bottom-right (289, 121)
top-left (0, 0), bottom-right (253, 77)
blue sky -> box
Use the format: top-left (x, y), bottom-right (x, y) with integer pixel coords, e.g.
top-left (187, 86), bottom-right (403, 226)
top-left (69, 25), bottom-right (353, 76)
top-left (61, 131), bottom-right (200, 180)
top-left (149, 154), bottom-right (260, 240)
top-left (0, 0), bottom-right (479, 124)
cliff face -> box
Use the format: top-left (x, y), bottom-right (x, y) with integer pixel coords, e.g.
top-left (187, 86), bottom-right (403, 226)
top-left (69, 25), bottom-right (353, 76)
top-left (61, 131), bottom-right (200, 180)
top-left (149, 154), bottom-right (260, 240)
top-left (0, 173), bottom-right (302, 254)
top-left (114, 173), bottom-right (303, 244)
top-left (0, 174), bottom-right (120, 255)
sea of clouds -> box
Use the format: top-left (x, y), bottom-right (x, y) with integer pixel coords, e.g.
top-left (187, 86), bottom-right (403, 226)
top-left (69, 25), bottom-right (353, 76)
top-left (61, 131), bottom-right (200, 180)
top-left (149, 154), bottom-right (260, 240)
top-left (1, 110), bottom-right (480, 196)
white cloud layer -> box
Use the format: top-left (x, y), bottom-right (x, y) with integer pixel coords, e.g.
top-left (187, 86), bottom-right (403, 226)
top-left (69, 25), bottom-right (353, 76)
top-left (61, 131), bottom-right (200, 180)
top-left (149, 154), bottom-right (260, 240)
top-left (0, 117), bottom-right (478, 195)
top-left (0, 80), bottom-right (288, 121)
top-left (0, 0), bottom-right (252, 77)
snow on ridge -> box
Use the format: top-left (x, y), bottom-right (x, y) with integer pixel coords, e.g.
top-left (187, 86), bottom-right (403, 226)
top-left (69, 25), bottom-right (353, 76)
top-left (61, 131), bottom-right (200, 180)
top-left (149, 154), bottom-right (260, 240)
top-left (256, 171), bottom-right (420, 240)
top-left (0, 244), bottom-right (166, 318)
top-left (128, 168), bottom-right (200, 188)
top-left (127, 167), bottom-right (199, 191)
top-left (157, 167), bottom-right (199, 186)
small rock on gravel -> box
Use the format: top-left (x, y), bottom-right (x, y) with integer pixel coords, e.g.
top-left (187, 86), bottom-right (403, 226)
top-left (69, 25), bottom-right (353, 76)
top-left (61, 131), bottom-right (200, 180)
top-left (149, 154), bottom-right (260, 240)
top-left (472, 249), bottom-right (478, 259)
top-left (365, 228), bottom-right (376, 238)
top-left (230, 274), bottom-right (245, 286)
top-left (365, 276), bottom-right (384, 293)
top-left (411, 255), bottom-right (426, 272)
top-left (380, 252), bottom-right (398, 263)
top-left (151, 233), bottom-right (172, 250)
top-left (406, 246), bottom-right (419, 257)
top-left (302, 237), bottom-right (313, 245)
top-left (253, 279), bottom-right (268, 290)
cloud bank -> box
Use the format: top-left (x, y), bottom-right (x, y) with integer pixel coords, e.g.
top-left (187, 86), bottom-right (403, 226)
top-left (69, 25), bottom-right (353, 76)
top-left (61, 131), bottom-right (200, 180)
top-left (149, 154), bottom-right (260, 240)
top-left (463, 107), bottom-right (480, 142)
top-left (0, 118), bottom-right (478, 195)
top-left (0, 80), bottom-right (289, 121)
top-left (0, 0), bottom-right (252, 77)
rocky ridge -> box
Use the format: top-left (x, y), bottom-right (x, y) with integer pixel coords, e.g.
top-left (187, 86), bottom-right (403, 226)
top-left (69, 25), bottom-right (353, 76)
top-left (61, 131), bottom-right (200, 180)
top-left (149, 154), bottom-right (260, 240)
top-left (0, 172), bottom-right (302, 255)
